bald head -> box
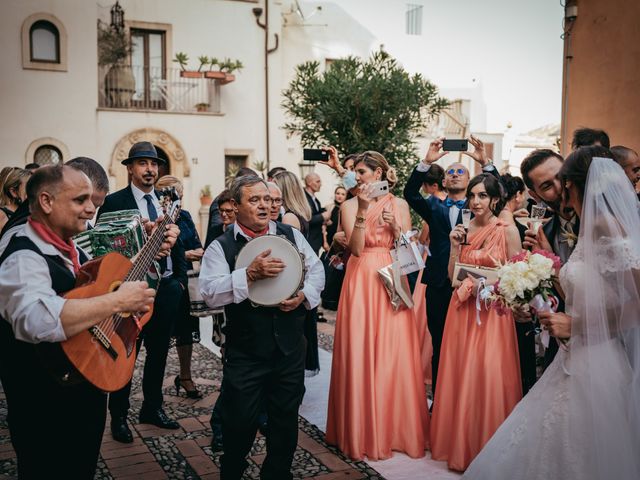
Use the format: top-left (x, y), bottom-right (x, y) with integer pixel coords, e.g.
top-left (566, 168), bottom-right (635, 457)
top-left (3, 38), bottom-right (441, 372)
top-left (304, 173), bottom-right (321, 193)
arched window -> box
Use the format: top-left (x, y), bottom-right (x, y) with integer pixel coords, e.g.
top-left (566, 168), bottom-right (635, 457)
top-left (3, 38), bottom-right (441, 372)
top-left (30, 20), bottom-right (60, 62)
top-left (34, 145), bottom-right (63, 165)
top-left (22, 14), bottom-right (68, 71)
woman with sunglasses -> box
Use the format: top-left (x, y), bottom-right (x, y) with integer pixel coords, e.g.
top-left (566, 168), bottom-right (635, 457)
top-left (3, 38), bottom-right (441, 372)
top-left (326, 151), bottom-right (429, 461)
top-left (430, 173), bottom-right (523, 472)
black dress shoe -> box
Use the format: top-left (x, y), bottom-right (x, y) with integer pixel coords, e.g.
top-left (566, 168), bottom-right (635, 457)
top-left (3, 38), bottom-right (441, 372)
top-left (138, 407), bottom-right (180, 429)
top-left (111, 416), bottom-right (133, 443)
top-left (210, 434), bottom-right (223, 452)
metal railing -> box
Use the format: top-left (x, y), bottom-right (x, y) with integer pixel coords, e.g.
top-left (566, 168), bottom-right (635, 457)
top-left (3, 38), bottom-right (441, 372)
top-left (98, 65), bottom-right (221, 114)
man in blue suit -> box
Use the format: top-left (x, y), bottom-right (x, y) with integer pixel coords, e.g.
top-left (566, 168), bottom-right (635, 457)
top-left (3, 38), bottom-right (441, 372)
top-left (404, 136), bottom-right (499, 396)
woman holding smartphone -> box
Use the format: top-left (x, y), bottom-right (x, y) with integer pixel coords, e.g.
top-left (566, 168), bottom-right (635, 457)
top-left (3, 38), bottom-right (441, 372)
top-left (326, 151), bottom-right (429, 461)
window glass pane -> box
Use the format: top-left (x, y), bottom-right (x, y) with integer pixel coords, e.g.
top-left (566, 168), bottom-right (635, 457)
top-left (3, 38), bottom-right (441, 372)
top-left (131, 33), bottom-right (145, 101)
top-left (34, 145), bottom-right (62, 165)
top-left (406, 4), bottom-right (423, 36)
top-left (148, 33), bottom-right (163, 102)
top-left (31, 24), bottom-right (58, 61)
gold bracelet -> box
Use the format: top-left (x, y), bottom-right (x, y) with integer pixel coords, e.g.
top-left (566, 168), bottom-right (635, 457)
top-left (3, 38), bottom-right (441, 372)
top-left (355, 215), bottom-right (366, 222)
top-left (354, 224), bottom-right (366, 230)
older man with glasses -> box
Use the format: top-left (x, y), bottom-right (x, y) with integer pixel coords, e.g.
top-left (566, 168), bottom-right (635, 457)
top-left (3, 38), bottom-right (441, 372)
top-left (267, 182), bottom-right (283, 221)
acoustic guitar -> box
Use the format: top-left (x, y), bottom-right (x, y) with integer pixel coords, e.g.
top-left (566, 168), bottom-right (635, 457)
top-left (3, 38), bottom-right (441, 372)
top-left (55, 189), bottom-right (180, 392)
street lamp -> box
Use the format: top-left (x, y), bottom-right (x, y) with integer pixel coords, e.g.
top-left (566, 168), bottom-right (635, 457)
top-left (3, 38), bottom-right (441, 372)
top-left (110, 1), bottom-right (125, 31)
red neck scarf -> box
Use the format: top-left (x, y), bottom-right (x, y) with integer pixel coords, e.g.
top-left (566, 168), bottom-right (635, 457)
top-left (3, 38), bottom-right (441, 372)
top-left (28, 218), bottom-right (81, 273)
top-left (236, 222), bottom-right (269, 239)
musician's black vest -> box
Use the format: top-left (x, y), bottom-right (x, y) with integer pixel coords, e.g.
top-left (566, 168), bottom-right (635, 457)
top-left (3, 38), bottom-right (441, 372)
top-left (216, 223), bottom-right (306, 358)
top-left (0, 235), bottom-right (89, 388)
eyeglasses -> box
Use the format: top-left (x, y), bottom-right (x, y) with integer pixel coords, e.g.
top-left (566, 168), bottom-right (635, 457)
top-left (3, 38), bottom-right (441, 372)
top-left (219, 208), bottom-right (235, 215)
top-left (446, 168), bottom-right (466, 176)
top-left (272, 198), bottom-right (283, 206)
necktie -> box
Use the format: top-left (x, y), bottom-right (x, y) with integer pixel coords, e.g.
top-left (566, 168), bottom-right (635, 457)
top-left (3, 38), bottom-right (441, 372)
top-left (143, 194), bottom-right (166, 272)
top-left (444, 198), bottom-right (466, 209)
top-left (144, 194), bottom-right (158, 222)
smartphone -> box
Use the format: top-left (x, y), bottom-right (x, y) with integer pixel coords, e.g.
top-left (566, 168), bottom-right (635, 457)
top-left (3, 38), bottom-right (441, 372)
top-left (442, 139), bottom-right (468, 151)
top-left (369, 180), bottom-right (390, 198)
top-left (303, 148), bottom-right (329, 161)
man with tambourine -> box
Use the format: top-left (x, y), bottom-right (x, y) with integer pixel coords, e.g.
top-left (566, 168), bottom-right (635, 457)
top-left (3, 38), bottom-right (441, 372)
top-left (200, 175), bottom-right (324, 480)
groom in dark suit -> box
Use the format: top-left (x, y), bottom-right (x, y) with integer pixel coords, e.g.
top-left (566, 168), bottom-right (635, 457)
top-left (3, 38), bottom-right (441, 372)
top-left (404, 136), bottom-right (499, 396)
top-left (98, 142), bottom-right (188, 442)
top-left (520, 149), bottom-right (578, 368)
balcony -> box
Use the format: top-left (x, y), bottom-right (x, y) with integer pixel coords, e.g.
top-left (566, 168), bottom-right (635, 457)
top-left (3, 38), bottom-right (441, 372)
top-left (98, 65), bottom-right (223, 114)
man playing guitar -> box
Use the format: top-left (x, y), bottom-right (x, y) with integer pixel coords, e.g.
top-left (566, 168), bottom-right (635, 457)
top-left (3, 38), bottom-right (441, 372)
top-left (0, 165), bottom-right (158, 479)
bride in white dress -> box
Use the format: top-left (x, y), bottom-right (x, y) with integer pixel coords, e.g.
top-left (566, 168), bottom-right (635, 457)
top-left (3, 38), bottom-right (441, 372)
top-left (463, 149), bottom-right (640, 480)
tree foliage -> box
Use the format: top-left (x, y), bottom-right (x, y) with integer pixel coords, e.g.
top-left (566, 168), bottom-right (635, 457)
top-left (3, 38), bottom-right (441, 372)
top-left (282, 50), bottom-right (449, 190)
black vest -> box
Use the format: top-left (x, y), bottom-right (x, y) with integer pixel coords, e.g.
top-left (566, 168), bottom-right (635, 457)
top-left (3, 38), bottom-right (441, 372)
top-left (216, 223), bottom-right (306, 358)
top-left (0, 235), bottom-right (88, 388)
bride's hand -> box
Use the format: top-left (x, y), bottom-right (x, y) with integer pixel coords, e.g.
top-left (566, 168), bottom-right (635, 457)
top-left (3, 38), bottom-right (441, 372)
top-left (538, 311), bottom-right (572, 339)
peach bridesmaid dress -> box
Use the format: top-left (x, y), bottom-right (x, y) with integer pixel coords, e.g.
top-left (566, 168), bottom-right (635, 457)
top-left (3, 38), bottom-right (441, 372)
top-left (326, 195), bottom-right (429, 460)
top-left (430, 219), bottom-right (522, 471)
top-left (413, 252), bottom-right (432, 385)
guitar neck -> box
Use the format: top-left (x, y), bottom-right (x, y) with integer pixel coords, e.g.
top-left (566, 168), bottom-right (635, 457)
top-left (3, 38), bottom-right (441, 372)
top-left (126, 208), bottom-right (178, 281)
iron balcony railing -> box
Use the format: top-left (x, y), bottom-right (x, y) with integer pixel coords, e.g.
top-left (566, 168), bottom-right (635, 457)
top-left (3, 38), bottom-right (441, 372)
top-left (98, 65), bottom-right (222, 114)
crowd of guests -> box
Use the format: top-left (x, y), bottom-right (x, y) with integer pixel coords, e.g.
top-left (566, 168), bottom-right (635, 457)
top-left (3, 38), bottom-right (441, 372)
top-left (0, 126), bottom-right (638, 480)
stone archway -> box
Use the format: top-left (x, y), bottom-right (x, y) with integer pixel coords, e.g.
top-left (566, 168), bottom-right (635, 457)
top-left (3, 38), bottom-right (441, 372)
top-left (109, 128), bottom-right (190, 190)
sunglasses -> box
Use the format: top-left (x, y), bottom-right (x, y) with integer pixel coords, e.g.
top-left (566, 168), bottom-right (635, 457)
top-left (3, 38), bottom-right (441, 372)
top-left (446, 168), bottom-right (466, 175)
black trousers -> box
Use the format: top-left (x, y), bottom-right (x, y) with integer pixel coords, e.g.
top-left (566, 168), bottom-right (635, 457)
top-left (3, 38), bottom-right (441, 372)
top-left (515, 321), bottom-right (537, 395)
top-left (220, 340), bottom-right (306, 480)
top-left (109, 278), bottom-right (182, 416)
top-left (425, 283), bottom-right (453, 396)
top-left (3, 374), bottom-right (106, 479)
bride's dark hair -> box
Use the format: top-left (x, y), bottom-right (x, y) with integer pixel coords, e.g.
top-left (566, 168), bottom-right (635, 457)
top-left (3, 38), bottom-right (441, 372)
top-left (466, 173), bottom-right (505, 216)
top-left (560, 145), bottom-right (614, 201)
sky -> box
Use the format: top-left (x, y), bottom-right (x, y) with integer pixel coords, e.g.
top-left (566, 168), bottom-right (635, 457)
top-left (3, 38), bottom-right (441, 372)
top-left (325, 0), bottom-right (565, 137)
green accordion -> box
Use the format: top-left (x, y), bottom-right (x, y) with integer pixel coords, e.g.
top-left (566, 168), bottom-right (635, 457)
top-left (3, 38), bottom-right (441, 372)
top-left (74, 209), bottom-right (161, 290)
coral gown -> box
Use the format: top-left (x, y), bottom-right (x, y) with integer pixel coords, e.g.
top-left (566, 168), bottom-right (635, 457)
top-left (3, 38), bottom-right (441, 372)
top-left (326, 195), bottom-right (429, 460)
top-left (413, 252), bottom-right (433, 385)
top-left (430, 219), bottom-right (522, 471)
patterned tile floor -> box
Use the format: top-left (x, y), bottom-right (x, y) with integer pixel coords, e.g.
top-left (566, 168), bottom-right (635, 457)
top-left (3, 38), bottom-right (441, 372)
top-left (0, 309), bottom-right (386, 479)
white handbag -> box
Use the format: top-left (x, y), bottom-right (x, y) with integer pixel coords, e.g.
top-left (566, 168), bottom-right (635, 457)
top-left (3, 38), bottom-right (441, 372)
top-left (390, 233), bottom-right (425, 275)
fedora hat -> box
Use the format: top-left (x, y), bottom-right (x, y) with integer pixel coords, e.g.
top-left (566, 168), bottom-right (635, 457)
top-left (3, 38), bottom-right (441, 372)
top-left (121, 141), bottom-right (166, 165)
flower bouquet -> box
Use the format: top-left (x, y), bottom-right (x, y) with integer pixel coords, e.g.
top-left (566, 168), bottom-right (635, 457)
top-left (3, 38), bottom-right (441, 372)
top-left (483, 250), bottom-right (562, 346)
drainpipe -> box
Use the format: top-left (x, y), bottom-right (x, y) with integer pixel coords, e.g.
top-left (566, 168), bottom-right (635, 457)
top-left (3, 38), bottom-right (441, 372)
top-left (561, 2), bottom-right (578, 154)
top-left (253, 2), bottom-right (280, 172)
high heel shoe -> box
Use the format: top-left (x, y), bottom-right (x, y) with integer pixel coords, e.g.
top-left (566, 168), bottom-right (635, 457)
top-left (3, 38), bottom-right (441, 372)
top-left (174, 375), bottom-right (203, 399)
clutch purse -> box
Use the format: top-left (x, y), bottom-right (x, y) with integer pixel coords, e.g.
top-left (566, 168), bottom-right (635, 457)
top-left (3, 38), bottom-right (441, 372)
top-left (378, 261), bottom-right (414, 311)
top-left (451, 262), bottom-right (499, 287)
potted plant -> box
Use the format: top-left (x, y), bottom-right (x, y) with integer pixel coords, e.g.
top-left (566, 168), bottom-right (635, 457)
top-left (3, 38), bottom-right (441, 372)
top-left (195, 102), bottom-right (209, 113)
top-left (98, 21), bottom-right (135, 107)
top-left (219, 58), bottom-right (244, 84)
top-left (173, 52), bottom-right (202, 78)
top-left (200, 185), bottom-right (213, 205)
top-left (204, 57), bottom-right (226, 80)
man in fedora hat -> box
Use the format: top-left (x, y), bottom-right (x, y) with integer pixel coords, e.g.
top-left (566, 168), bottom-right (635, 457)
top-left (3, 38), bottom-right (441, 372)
top-left (98, 141), bottom-right (188, 443)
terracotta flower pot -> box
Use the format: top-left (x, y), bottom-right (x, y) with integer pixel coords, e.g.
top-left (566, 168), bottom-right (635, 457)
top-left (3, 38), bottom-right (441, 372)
top-left (180, 70), bottom-right (203, 78)
top-left (204, 71), bottom-right (226, 80)
top-left (219, 74), bottom-right (235, 85)
top-left (200, 195), bottom-right (213, 206)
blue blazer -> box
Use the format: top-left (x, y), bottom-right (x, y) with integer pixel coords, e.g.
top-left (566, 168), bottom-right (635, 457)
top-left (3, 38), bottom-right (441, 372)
top-left (403, 166), bottom-right (500, 288)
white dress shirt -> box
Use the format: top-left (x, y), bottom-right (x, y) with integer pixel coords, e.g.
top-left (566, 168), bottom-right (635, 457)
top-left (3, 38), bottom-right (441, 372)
top-left (0, 223), bottom-right (89, 344)
top-left (131, 183), bottom-right (173, 276)
top-left (416, 161), bottom-right (497, 228)
top-left (199, 221), bottom-right (325, 310)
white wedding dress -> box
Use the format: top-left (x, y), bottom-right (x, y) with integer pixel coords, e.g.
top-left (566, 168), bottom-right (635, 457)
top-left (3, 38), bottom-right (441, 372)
top-left (463, 158), bottom-right (640, 480)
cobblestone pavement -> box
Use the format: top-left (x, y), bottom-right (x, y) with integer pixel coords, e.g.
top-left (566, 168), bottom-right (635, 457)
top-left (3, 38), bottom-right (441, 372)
top-left (0, 308), bottom-right (385, 479)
